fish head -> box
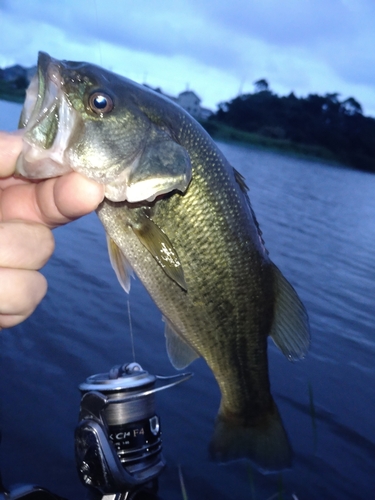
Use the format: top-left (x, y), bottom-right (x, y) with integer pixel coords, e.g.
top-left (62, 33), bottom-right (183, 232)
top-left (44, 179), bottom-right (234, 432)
top-left (16, 52), bottom-right (192, 202)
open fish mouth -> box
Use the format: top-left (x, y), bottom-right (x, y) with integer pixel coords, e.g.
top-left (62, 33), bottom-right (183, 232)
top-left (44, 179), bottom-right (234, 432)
top-left (15, 52), bottom-right (77, 179)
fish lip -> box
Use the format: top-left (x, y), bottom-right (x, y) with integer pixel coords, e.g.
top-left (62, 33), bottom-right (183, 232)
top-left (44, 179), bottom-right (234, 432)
top-left (15, 52), bottom-right (76, 179)
top-left (19, 52), bottom-right (57, 129)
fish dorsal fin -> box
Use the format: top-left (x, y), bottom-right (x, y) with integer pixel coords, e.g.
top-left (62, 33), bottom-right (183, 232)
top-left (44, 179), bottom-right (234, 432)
top-left (233, 167), bottom-right (249, 195)
top-left (106, 235), bottom-right (134, 293)
top-left (131, 213), bottom-right (188, 291)
top-left (233, 167), bottom-right (268, 255)
top-left (163, 317), bottom-right (200, 369)
top-left (270, 264), bottom-right (310, 360)
top-left (126, 131), bottom-right (192, 202)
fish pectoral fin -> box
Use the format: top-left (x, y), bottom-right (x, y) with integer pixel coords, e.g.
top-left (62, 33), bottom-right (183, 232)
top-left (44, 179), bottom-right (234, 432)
top-left (106, 235), bottom-right (134, 293)
top-left (127, 132), bottom-right (192, 202)
top-left (132, 215), bottom-right (188, 291)
top-left (164, 317), bottom-right (200, 369)
top-left (270, 264), bottom-right (310, 360)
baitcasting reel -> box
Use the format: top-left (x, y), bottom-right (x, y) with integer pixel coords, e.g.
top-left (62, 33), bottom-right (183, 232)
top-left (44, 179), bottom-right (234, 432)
top-left (75, 362), bottom-right (191, 498)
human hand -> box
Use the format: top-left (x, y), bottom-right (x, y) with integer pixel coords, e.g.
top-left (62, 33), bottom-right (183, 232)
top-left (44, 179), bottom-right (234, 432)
top-left (0, 130), bottom-right (105, 329)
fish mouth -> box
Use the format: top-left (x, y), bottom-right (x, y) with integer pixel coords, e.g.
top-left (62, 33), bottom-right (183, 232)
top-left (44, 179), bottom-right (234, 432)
top-left (15, 52), bottom-right (77, 179)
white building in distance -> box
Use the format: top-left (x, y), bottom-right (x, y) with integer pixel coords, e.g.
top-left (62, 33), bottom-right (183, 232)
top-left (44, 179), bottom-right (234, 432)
top-left (176, 90), bottom-right (212, 120)
top-left (144, 85), bottom-right (212, 121)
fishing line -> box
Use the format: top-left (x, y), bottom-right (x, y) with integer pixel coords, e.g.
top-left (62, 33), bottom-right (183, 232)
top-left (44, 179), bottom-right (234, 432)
top-left (94, 0), bottom-right (103, 66)
top-left (127, 299), bottom-right (136, 362)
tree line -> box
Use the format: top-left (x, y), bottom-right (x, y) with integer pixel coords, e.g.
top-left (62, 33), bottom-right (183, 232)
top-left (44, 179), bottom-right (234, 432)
top-left (209, 80), bottom-right (375, 172)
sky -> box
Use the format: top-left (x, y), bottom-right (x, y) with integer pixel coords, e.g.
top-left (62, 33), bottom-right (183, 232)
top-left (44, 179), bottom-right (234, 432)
top-left (1, 0), bottom-right (375, 117)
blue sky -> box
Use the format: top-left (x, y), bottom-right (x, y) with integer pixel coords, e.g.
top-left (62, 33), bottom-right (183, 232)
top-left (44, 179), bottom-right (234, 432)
top-left (1, 0), bottom-right (375, 116)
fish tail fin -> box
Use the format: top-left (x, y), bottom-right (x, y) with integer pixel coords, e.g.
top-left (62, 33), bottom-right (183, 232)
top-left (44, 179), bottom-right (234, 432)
top-left (209, 402), bottom-right (292, 473)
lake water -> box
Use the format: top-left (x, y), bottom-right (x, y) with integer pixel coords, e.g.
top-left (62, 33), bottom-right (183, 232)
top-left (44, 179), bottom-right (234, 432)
top-left (1, 100), bottom-right (375, 499)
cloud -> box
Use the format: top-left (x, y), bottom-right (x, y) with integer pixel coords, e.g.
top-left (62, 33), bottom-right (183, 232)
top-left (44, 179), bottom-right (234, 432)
top-left (196, 0), bottom-right (355, 47)
top-left (2, 0), bottom-right (244, 73)
top-left (1, 0), bottom-right (375, 115)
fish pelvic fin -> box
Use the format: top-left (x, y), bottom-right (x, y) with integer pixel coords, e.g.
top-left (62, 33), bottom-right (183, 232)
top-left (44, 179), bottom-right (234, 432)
top-left (106, 235), bottom-right (134, 293)
top-left (163, 317), bottom-right (200, 369)
top-left (132, 214), bottom-right (188, 291)
top-left (270, 264), bottom-right (310, 360)
top-left (209, 402), bottom-right (292, 474)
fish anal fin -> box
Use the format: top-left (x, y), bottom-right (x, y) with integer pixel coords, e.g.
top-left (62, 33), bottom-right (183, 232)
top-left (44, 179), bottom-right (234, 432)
top-left (106, 235), bottom-right (134, 293)
top-left (270, 264), bottom-right (310, 360)
top-left (209, 401), bottom-right (292, 473)
top-left (132, 215), bottom-right (188, 291)
top-left (164, 317), bottom-right (199, 369)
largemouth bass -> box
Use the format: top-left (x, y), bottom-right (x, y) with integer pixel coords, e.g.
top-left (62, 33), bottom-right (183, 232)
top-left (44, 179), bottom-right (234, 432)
top-left (16, 52), bottom-right (310, 473)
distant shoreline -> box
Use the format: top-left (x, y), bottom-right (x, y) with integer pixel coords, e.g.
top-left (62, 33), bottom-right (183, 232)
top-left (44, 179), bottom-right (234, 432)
top-left (0, 89), bottom-right (25, 104)
top-left (200, 119), bottom-right (343, 166)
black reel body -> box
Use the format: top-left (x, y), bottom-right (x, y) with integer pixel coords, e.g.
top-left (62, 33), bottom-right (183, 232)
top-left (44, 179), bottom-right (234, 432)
top-left (75, 362), bottom-right (191, 496)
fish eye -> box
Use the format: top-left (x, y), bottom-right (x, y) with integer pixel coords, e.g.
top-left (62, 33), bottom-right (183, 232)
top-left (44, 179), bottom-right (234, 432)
top-left (88, 91), bottom-right (114, 114)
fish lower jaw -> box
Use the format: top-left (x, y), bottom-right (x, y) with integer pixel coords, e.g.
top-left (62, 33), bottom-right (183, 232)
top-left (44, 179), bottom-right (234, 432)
top-left (16, 157), bottom-right (72, 179)
top-left (15, 141), bottom-right (72, 179)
